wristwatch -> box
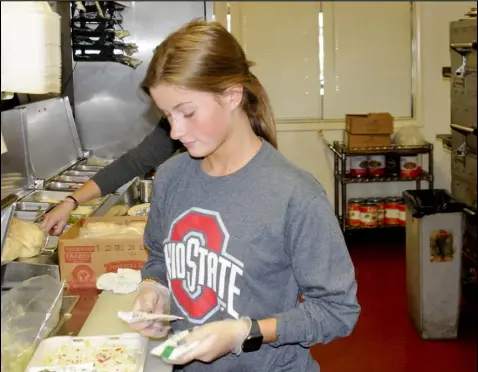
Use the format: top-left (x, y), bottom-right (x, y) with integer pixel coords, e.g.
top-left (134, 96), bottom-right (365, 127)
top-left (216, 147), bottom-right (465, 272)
top-left (242, 318), bottom-right (263, 353)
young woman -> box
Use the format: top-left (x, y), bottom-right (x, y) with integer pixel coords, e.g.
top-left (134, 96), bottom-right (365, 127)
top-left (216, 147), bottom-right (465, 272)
top-left (131, 20), bottom-right (360, 372)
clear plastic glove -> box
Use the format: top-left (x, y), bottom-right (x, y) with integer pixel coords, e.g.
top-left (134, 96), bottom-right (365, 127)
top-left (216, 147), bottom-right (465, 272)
top-left (171, 317), bottom-right (252, 365)
top-left (40, 200), bottom-right (75, 236)
top-left (130, 281), bottom-right (171, 338)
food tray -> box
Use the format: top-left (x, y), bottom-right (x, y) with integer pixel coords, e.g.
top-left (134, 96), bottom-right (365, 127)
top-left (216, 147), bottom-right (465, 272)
top-left (55, 175), bottom-right (90, 183)
top-left (1, 185), bottom-right (23, 197)
top-left (1, 172), bottom-right (23, 179)
top-left (16, 202), bottom-right (52, 211)
top-left (72, 206), bottom-right (95, 216)
top-left (25, 333), bottom-right (149, 372)
top-left (44, 235), bottom-right (59, 250)
top-left (81, 157), bottom-right (115, 167)
top-left (22, 190), bottom-right (72, 204)
top-left (73, 165), bottom-right (103, 172)
top-left (1, 174), bottom-right (25, 186)
top-left (13, 210), bottom-right (43, 222)
top-left (46, 182), bottom-right (83, 191)
top-left (63, 170), bottom-right (96, 177)
top-left (80, 196), bottom-right (107, 207)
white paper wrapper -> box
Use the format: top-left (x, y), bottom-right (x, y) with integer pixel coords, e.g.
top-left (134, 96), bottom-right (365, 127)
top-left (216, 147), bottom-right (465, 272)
top-left (96, 268), bottom-right (142, 294)
top-left (150, 330), bottom-right (200, 362)
top-left (117, 311), bottom-right (183, 324)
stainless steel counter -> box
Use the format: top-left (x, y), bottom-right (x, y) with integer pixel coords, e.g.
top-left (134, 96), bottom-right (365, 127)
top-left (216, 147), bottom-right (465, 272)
top-left (1, 95), bottom-right (159, 370)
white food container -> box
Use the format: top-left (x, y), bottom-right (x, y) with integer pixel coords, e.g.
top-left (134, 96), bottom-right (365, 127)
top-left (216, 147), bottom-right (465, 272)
top-left (25, 333), bottom-right (148, 372)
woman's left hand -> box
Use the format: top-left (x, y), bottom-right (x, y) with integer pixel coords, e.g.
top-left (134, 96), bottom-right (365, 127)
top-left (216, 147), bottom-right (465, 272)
top-left (172, 317), bottom-right (252, 365)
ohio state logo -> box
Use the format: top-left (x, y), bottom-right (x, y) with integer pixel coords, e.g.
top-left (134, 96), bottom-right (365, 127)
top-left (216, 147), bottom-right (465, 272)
top-left (163, 207), bottom-right (244, 324)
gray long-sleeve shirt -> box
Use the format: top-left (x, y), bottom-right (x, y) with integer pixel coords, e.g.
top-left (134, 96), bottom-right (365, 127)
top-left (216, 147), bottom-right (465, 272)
top-left (142, 141), bottom-right (360, 372)
top-left (91, 118), bottom-right (180, 195)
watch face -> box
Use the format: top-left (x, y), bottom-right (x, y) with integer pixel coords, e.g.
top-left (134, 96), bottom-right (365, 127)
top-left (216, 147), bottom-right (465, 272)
top-left (243, 334), bottom-right (264, 353)
top-left (242, 319), bottom-right (263, 353)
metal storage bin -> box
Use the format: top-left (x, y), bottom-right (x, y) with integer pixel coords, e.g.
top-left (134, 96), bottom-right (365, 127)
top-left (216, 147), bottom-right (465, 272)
top-left (402, 189), bottom-right (465, 339)
top-left (449, 16), bottom-right (477, 155)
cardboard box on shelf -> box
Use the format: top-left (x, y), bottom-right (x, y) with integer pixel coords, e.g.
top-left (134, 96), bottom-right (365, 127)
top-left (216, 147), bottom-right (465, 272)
top-left (58, 216), bottom-right (148, 289)
top-left (345, 113), bottom-right (394, 134)
top-left (344, 132), bottom-right (391, 149)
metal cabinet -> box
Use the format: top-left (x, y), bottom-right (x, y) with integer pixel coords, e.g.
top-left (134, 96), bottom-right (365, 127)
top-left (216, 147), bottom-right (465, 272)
top-left (449, 15), bottom-right (477, 299)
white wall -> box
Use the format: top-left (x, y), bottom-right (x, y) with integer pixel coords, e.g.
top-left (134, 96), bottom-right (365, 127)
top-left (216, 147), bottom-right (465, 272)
top-left (277, 2), bottom-right (475, 202)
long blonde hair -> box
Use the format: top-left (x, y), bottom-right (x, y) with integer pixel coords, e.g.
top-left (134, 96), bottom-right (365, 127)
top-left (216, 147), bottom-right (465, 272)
top-left (141, 20), bottom-right (278, 149)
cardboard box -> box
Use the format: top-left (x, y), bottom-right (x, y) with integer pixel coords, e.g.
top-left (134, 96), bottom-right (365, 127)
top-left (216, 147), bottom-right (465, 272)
top-left (344, 132), bottom-right (391, 149)
top-left (346, 113), bottom-right (394, 134)
top-left (58, 216), bottom-right (149, 289)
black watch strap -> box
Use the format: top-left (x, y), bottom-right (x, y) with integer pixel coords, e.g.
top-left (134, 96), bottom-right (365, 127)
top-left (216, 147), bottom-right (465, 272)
top-left (242, 318), bottom-right (264, 353)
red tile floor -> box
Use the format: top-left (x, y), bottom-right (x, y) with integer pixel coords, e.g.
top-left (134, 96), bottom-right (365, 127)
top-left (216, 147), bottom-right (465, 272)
top-left (311, 240), bottom-right (477, 372)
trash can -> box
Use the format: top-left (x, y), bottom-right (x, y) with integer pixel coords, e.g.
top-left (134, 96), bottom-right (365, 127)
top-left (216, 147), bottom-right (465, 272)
top-left (402, 189), bottom-right (465, 340)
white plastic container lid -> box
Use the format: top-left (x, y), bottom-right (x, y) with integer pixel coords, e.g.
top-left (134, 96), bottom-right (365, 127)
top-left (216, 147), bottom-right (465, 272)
top-left (1, 1), bottom-right (61, 95)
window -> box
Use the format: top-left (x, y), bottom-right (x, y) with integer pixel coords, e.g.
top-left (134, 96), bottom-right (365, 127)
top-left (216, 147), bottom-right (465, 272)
top-left (321, 2), bottom-right (413, 120)
top-left (213, 2), bottom-right (414, 123)
top-left (215, 2), bottom-right (322, 120)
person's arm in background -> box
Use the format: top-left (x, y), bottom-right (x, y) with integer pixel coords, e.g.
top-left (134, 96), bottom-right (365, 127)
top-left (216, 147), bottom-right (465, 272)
top-left (41, 118), bottom-right (178, 235)
top-left (91, 117), bottom-right (179, 195)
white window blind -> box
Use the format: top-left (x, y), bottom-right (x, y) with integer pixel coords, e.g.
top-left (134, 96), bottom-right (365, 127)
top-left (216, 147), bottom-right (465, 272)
top-left (226, 2), bottom-right (323, 121)
top-left (321, 2), bottom-right (413, 119)
top-left (213, 2), bottom-right (413, 122)
top-left (212, 2), bottom-right (228, 28)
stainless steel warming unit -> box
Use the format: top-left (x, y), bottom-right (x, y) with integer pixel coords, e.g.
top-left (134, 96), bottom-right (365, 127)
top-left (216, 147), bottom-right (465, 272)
top-left (0, 97), bottom-right (139, 291)
top-left (1, 1), bottom-right (211, 293)
top-left (449, 14), bottom-right (477, 302)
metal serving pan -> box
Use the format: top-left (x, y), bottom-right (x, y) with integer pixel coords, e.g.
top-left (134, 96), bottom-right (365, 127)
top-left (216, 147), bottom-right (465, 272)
top-left (73, 165), bottom-right (103, 172)
top-left (14, 211), bottom-right (43, 222)
top-left (15, 202), bottom-right (51, 212)
top-left (80, 158), bottom-right (115, 167)
top-left (54, 175), bottom-right (89, 183)
top-left (46, 182), bottom-right (82, 191)
top-left (21, 190), bottom-right (72, 204)
top-left (62, 170), bottom-right (96, 177)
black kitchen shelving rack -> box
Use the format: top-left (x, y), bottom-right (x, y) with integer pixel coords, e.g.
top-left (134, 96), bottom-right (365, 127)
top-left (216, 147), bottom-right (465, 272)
top-left (324, 140), bottom-right (435, 233)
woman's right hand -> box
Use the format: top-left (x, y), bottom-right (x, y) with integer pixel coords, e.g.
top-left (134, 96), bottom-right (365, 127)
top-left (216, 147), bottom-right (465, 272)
top-left (40, 199), bottom-right (76, 236)
top-left (130, 281), bottom-right (171, 338)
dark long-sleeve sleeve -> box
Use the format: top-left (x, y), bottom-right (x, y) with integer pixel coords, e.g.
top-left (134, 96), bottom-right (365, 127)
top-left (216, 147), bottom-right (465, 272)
top-left (91, 118), bottom-right (179, 195)
top-left (274, 191), bottom-right (360, 346)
